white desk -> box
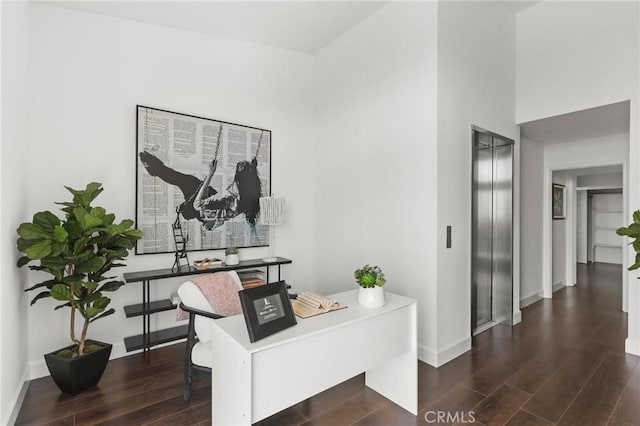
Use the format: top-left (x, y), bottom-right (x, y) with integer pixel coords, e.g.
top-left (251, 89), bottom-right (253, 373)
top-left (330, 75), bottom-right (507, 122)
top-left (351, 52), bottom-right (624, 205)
top-left (210, 290), bottom-right (417, 425)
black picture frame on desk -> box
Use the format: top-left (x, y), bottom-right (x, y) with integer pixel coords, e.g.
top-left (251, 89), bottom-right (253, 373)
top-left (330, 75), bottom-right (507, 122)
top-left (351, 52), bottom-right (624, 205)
top-left (239, 281), bottom-right (296, 343)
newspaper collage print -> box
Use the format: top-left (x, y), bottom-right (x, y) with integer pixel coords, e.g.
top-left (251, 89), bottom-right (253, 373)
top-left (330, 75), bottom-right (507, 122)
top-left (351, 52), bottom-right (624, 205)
top-left (136, 106), bottom-right (270, 254)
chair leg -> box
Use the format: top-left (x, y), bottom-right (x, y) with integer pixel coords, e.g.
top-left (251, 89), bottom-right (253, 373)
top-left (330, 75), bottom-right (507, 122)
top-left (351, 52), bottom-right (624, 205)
top-left (184, 312), bottom-right (196, 401)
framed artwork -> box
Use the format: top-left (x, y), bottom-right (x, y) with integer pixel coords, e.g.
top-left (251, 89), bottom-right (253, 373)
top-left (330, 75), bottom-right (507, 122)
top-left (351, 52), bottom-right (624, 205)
top-left (239, 281), bottom-right (296, 343)
top-left (136, 106), bottom-right (271, 254)
top-left (552, 183), bottom-right (566, 220)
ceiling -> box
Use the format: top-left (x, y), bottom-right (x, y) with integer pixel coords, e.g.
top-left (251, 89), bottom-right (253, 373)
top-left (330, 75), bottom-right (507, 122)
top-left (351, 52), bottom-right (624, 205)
top-left (48, 1), bottom-right (389, 54)
top-left (45, 1), bottom-right (542, 54)
top-left (520, 101), bottom-right (631, 145)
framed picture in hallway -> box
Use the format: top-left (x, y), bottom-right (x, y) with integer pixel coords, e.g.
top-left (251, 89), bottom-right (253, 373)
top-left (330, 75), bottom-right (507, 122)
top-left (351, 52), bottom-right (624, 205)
top-left (553, 183), bottom-right (566, 219)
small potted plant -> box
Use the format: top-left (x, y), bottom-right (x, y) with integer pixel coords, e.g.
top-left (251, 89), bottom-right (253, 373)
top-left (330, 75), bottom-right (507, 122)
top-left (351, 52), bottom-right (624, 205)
top-left (16, 182), bottom-right (142, 394)
top-left (225, 246), bottom-right (239, 265)
top-left (354, 264), bottom-right (386, 308)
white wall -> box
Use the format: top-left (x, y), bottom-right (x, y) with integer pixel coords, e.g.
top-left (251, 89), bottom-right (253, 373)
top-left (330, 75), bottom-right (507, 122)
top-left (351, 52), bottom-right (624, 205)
top-left (1, 2), bottom-right (31, 423)
top-left (552, 174), bottom-right (567, 287)
top-left (544, 134), bottom-right (629, 169)
top-left (436, 1), bottom-right (517, 364)
top-left (520, 137), bottom-right (544, 302)
top-left (516, 1), bottom-right (639, 124)
top-left (22, 2), bottom-right (316, 378)
top-left (313, 2), bottom-right (439, 363)
top-left (577, 173), bottom-right (623, 189)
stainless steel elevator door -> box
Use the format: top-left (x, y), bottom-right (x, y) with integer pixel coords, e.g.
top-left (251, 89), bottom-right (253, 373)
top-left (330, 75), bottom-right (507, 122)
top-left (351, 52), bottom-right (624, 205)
top-left (492, 142), bottom-right (513, 325)
top-left (471, 130), bottom-right (513, 335)
top-left (472, 135), bottom-right (494, 330)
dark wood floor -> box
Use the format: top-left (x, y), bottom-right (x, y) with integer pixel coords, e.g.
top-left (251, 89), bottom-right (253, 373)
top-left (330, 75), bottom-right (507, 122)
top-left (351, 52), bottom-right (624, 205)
top-left (16, 263), bottom-right (640, 425)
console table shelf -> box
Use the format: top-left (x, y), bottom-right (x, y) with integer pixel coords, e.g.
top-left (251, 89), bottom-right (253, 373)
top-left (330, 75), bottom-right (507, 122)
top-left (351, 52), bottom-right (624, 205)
top-left (123, 257), bottom-right (292, 353)
top-left (124, 325), bottom-right (189, 352)
top-left (124, 299), bottom-right (176, 318)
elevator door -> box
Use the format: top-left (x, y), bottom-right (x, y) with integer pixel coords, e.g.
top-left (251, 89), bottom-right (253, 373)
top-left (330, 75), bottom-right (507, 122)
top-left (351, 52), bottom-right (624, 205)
top-left (472, 129), bottom-right (513, 335)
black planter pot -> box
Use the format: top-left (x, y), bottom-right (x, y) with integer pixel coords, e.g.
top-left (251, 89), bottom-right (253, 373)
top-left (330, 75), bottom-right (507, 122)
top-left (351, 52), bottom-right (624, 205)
top-left (44, 340), bottom-right (112, 395)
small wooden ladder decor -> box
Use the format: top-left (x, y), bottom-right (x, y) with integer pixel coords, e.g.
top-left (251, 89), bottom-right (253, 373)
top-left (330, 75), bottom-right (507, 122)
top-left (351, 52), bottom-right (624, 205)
top-left (172, 210), bottom-right (190, 272)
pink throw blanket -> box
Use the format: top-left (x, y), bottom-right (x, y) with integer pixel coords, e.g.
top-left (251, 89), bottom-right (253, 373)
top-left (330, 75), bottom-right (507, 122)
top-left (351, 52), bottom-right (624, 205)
top-left (176, 272), bottom-right (243, 320)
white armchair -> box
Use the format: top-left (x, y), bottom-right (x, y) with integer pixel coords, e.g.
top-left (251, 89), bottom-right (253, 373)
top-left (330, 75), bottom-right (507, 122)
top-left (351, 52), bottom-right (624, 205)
top-left (177, 271), bottom-right (243, 400)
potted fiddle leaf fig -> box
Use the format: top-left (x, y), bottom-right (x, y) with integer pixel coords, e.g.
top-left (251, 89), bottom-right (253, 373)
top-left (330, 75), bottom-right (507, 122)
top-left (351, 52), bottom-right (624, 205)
top-left (617, 210), bottom-right (640, 270)
top-left (16, 182), bottom-right (142, 394)
top-left (354, 264), bottom-right (386, 308)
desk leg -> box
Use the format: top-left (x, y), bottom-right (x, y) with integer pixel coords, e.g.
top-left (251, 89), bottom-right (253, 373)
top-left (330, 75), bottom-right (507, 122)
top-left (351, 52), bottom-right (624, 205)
top-left (365, 351), bottom-right (417, 415)
top-left (364, 304), bottom-right (417, 415)
top-left (212, 326), bottom-right (252, 425)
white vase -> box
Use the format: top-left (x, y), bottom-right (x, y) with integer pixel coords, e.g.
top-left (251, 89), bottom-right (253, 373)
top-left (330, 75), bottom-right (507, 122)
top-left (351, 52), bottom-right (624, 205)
top-left (225, 254), bottom-right (239, 265)
top-left (358, 286), bottom-right (385, 308)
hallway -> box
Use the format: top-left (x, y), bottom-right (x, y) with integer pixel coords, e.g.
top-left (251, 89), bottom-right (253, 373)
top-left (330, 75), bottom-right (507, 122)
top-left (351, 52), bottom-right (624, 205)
top-left (416, 262), bottom-right (638, 425)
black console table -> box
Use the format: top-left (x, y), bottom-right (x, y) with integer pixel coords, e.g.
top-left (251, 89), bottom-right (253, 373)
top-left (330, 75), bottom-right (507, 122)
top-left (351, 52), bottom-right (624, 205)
top-left (122, 257), bottom-right (292, 352)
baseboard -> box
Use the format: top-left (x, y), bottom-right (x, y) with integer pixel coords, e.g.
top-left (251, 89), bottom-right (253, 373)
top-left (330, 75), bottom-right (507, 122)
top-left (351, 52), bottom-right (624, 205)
top-left (3, 366), bottom-right (29, 426)
top-left (418, 344), bottom-right (437, 367)
top-left (552, 281), bottom-right (565, 292)
top-left (520, 293), bottom-right (542, 309)
top-left (512, 310), bottom-right (522, 325)
top-left (436, 336), bottom-right (471, 367)
top-left (626, 338), bottom-right (640, 356)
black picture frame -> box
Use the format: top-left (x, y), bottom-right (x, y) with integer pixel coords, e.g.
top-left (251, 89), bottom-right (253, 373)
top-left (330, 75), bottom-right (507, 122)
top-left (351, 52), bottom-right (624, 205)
top-left (135, 105), bottom-right (271, 255)
top-left (239, 281), bottom-right (296, 343)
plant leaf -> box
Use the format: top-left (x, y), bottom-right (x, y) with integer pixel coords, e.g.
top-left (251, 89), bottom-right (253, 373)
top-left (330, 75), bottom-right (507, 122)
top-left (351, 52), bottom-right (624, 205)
top-left (50, 284), bottom-right (72, 301)
top-left (83, 214), bottom-right (102, 229)
top-left (76, 256), bottom-right (106, 273)
top-left (17, 256), bottom-right (30, 268)
top-left (54, 302), bottom-right (71, 310)
top-left (24, 240), bottom-right (52, 259)
top-left (17, 223), bottom-right (46, 240)
top-left (90, 308), bottom-right (115, 323)
top-left (24, 278), bottom-right (57, 292)
top-left (52, 225), bottom-right (68, 243)
top-left (33, 211), bottom-right (60, 232)
top-left (64, 221), bottom-right (83, 240)
top-left (30, 291), bottom-right (51, 305)
top-left (85, 306), bottom-right (104, 319)
top-left (40, 256), bottom-right (65, 271)
top-left (93, 296), bottom-right (110, 310)
top-left (85, 282), bottom-right (98, 293)
top-left (62, 274), bottom-right (86, 284)
top-left (17, 237), bottom-right (36, 253)
top-left (96, 280), bottom-right (124, 292)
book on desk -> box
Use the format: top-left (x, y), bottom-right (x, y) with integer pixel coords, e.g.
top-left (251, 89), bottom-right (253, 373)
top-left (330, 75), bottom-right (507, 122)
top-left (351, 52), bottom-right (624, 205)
top-left (292, 292), bottom-right (347, 318)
